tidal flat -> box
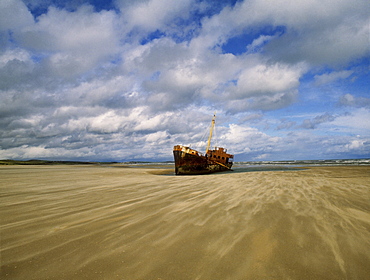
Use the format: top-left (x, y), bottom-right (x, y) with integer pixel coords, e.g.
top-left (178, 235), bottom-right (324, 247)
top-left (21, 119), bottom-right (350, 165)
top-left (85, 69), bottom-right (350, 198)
top-left (1, 165), bottom-right (369, 279)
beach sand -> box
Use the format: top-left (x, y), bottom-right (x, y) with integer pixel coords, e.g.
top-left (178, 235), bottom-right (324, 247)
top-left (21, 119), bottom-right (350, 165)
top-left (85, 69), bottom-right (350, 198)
top-left (1, 165), bottom-right (369, 279)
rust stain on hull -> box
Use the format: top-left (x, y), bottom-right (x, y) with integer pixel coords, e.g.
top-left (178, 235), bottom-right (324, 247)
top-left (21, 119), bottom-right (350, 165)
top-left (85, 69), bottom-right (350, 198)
top-left (173, 145), bottom-right (233, 175)
top-left (173, 114), bottom-right (234, 175)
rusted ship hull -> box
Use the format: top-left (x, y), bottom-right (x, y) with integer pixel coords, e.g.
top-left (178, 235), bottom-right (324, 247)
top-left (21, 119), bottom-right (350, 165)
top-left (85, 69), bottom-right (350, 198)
top-left (173, 145), bottom-right (233, 175)
top-left (173, 114), bottom-right (233, 175)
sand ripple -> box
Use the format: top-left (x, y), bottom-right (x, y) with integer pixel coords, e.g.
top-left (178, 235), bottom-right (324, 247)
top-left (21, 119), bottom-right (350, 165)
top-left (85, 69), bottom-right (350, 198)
top-left (1, 165), bottom-right (369, 279)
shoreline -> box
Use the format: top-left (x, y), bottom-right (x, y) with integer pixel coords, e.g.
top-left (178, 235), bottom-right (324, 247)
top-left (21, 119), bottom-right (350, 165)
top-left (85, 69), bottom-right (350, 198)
top-left (1, 163), bottom-right (369, 176)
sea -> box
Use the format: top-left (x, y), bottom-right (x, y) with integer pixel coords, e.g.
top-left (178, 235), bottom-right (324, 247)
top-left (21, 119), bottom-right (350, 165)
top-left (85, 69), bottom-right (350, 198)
top-left (124, 158), bottom-right (370, 167)
top-left (235, 158), bottom-right (370, 166)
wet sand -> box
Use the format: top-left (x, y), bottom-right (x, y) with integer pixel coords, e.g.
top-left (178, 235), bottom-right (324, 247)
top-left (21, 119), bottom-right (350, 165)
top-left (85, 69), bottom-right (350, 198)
top-left (1, 165), bottom-right (369, 279)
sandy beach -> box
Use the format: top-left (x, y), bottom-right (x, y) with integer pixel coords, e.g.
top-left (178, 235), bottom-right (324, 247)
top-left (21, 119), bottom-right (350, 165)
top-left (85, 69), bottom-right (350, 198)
top-left (1, 165), bottom-right (369, 279)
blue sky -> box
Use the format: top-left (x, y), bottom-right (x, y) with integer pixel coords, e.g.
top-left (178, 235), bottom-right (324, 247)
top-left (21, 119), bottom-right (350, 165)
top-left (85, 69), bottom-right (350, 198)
top-left (0, 0), bottom-right (369, 162)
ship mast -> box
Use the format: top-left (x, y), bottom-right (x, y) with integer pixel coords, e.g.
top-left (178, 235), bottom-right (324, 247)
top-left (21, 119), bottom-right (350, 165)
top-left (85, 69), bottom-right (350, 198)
top-left (206, 113), bottom-right (216, 153)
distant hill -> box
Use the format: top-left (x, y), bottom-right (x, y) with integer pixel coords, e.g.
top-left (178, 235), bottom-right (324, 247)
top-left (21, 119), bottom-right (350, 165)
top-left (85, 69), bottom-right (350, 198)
top-left (0, 159), bottom-right (175, 165)
top-left (0, 159), bottom-right (104, 165)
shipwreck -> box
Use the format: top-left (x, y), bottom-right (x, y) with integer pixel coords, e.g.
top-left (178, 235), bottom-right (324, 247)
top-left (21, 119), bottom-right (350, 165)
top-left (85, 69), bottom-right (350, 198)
top-left (173, 114), bottom-right (234, 175)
